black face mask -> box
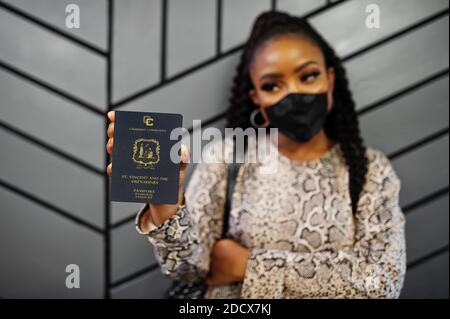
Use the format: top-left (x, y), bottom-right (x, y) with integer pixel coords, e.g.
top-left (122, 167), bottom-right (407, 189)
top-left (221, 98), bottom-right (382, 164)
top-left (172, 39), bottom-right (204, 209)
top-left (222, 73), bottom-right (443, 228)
top-left (265, 92), bottom-right (329, 142)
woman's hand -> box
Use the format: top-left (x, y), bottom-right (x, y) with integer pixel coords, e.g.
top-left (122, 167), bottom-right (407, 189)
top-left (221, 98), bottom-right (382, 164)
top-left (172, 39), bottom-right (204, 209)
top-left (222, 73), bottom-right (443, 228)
top-left (206, 239), bottom-right (250, 286)
top-left (106, 111), bottom-right (190, 228)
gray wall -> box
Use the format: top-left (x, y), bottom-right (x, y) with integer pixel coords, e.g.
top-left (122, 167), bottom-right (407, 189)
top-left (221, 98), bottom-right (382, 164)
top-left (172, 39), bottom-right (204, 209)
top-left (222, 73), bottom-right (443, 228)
top-left (0, 0), bottom-right (448, 299)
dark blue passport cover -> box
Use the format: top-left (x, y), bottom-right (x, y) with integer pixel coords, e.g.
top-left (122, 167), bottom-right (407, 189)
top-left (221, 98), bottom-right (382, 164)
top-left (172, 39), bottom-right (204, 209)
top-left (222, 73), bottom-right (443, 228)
top-left (110, 111), bottom-right (183, 204)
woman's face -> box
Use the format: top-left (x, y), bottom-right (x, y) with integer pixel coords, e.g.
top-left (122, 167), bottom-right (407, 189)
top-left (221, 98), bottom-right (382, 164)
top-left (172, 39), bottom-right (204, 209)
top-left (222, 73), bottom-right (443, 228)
top-left (248, 34), bottom-right (335, 123)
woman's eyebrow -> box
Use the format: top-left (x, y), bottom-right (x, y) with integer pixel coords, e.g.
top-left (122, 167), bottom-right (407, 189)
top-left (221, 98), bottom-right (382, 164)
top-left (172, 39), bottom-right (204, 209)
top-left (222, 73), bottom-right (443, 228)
top-left (294, 61), bottom-right (319, 72)
top-left (259, 61), bottom-right (319, 81)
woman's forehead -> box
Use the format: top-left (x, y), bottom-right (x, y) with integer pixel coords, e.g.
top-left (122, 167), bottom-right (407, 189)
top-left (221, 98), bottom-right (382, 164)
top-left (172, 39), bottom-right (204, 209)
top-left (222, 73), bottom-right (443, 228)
top-left (251, 35), bottom-right (325, 73)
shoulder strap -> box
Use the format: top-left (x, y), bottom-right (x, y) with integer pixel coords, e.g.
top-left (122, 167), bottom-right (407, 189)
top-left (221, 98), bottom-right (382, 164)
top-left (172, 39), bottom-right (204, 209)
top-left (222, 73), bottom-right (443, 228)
top-left (222, 161), bottom-right (241, 238)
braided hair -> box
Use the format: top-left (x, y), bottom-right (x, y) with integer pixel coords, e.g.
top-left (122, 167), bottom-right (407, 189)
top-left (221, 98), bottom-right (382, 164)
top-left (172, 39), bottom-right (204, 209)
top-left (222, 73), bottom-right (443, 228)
top-left (226, 11), bottom-right (368, 215)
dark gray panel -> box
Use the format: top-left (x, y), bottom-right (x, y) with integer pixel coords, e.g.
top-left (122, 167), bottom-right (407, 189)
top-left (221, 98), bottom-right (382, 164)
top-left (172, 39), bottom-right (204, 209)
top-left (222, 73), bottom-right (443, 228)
top-left (222, 0), bottom-right (271, 51)
top-left (111, 268), bottom-right (172, 299)
top-left (0, 187), bottom-right (103, 298)
top-left (167, 0), bottom-right (216, 77)
top-left (119, 51), bottom-right (240, 130)
top-left (113, 0), bottom-right (161, 102)
top-left (392, 134), bottom-right (449, 207)
top-left (406, 194), bottom-right (449, 264)
top-left (277, 0), bottom-right (326, 16)
top-left (2, 0), bottom-right (107, 50)
top-left (401, 251), bottom-right (449, 299)
top-left (111, 219), bottom-right (157, 283)
top-left (0, 69), bottom-right (105, 169)
top-left (0, 127), bottom-right (104, 228)
top-left (360, 76), bottom-right (449, 155)
top-left (111, 201), bottom-right (145, 225)
top-left (0, 8), bottom-right (106, 108)
top-left (346, 16), bottom-right (449, 110)
top-left (311, 0), bottom-right (449, 57)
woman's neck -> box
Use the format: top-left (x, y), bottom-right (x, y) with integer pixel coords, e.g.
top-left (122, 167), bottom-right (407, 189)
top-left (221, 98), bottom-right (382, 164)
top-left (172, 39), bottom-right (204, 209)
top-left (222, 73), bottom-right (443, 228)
top-left (271, 129), bottom-right (336, 162)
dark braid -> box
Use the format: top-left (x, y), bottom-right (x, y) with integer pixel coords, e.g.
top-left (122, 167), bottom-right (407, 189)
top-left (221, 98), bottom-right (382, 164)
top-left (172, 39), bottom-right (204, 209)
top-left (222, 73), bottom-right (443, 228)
top-left (225, 11), bottom-right (368, 215)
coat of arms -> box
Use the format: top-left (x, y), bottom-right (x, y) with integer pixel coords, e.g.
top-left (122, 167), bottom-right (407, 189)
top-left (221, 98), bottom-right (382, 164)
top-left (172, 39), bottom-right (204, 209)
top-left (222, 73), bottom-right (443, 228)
top-left (132, 138), bottom-right (160, 166)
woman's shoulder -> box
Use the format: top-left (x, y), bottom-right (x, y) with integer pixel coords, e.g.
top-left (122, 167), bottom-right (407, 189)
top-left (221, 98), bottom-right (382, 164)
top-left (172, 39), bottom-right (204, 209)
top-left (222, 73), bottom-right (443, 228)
top-left (365, 146), bottom-right (391, 171)
top-left (357, 146), bottom-right (405, 226)
top-left (363, 146), bottom-right (401, 192)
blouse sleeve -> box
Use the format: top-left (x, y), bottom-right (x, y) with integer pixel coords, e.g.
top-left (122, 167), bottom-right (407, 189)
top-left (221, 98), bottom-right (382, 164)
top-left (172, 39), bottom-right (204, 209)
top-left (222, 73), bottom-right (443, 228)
top-left (135, 145), bottom-right (229, 283)
top-left (240, 150), bottom-right (407, 299)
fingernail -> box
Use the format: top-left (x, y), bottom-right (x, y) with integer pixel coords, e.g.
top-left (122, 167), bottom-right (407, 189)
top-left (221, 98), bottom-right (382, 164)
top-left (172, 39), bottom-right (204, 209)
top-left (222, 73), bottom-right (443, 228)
top-left (181, 145), bottom-right (189, 162)
top-left (182, 153), bottom-right (190, 163)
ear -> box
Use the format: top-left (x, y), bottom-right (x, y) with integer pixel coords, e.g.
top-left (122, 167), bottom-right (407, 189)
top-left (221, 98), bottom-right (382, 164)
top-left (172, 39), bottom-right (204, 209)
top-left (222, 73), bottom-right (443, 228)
top-left (327, 67), bottom-right (336, 111)
top-left (248, 89), bottom-right (260, 106)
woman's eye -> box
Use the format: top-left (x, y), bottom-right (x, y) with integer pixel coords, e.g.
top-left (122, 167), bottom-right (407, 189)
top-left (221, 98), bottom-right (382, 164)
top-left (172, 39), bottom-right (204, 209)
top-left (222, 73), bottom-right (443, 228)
top-left (301, 71), bottom-right (321, 83)
top-left (260, 83), bottom-right (279, 92)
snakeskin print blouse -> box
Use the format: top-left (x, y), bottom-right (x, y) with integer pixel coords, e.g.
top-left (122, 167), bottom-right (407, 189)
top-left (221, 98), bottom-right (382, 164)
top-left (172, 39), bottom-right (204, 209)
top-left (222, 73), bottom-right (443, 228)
top-left (135, 136), bottom-right (406, 299)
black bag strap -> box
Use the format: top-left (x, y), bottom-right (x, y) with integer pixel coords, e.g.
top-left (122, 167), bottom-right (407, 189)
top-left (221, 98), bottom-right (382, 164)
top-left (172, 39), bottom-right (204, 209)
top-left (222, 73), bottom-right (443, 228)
top-left (221, 137), bottom-right (248, 238)
top-left (222, 161), bottom-right (241, 238)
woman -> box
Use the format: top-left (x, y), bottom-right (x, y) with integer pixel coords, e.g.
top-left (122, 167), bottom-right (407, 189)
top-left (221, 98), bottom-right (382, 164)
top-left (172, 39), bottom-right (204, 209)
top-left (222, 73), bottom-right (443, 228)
top-left (106, 11), bottom-right (406, 298)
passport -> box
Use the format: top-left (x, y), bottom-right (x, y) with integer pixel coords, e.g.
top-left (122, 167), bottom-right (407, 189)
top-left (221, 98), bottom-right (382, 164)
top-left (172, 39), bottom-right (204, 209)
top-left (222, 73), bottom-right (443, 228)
top-left (110, 110), bottom-right (183, 204)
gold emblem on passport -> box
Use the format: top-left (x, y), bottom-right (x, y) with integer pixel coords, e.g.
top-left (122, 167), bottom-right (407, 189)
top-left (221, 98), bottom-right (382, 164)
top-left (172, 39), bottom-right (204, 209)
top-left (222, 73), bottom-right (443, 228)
top-left (143, 115), bottom-right (154, 126)
top-left (132, 138), bottom-right (160, 166)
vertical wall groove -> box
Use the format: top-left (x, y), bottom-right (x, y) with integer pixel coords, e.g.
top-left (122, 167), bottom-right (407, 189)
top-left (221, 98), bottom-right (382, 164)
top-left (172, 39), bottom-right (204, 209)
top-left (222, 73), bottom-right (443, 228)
top-left (104, 0), bottom-right (114, 299)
